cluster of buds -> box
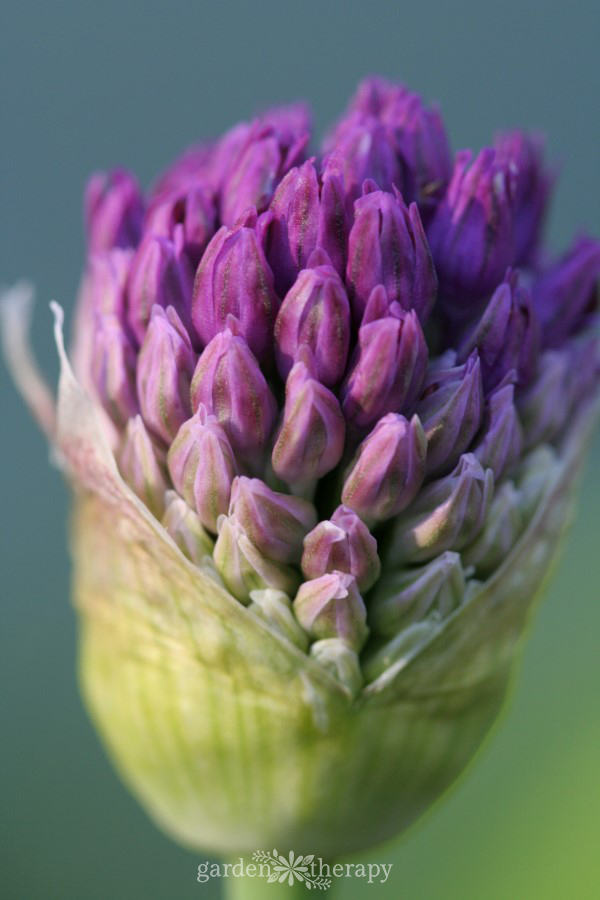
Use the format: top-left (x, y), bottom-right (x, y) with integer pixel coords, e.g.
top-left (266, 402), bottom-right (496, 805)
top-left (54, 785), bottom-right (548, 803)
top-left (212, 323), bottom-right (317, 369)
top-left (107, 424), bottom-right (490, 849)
top-left (5, 75), bottom-right (598, 860)
top-left (71, 75), bottom-right (600, 690)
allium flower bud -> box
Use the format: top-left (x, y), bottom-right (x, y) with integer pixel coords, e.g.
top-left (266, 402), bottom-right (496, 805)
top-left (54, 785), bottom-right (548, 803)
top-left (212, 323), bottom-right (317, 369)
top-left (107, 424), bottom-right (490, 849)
top-left (190, 317), bottom-right (278, 459)
top-left (462, 481), bottom-right (525, 577)
top-left (248, 589), bottom-right (309, 652)
top-left (341, 286), bottom-right (428, 431)
top-left (91, 312), bottom-right (138, 429)
top-left (127, 232), bottom-right (194, 346)
top-left (260, 159), bottom-right (349, 295)
top-left (167, 405), bottom-right (237, 534)
top-left (136, 305), bottom-right (196, 445)
top-left (427, 148), bottom-right (515, 316)
top-left (516, 349), bottom-right (571, 449)
top-left (346, 77), bottom-right (453, 213)
top-left (272, 348), bottom-right (345, 489)
top-left (389, 454), bottom-right (494, 564)
top-left (515, 444), bottom-right (559, 518)
top-left (229, 476), bottom-right (317, 565)
top-left (219, 105), bottom-right (310, 226)
top-left (494, 130), bottom-right (553, 266)
top-left (457, 270), bottom-right (540, 392)
top-left (323, 114), bottom-right (401, 208)
top-left (293, 571), bottom-right (368, 651)
top-left (86, 248), bottom-right (132, 321)
top-left (416, 351), bottom-right (484, 477)
top-left (213, 515), bottom-right (300, 603)
top-left (301, 505), bottom-right (381, 592)
top-left (191, 208), bottom-right (279, 361)
top-left (532, 237), bottom-right (600, 347)
top-left (346, 184), bottom-right (437, 325)
top-left (341, 413), bottom-right (427, 524)
top-left (309, 638), bottom-right (363, 697)
top-left (274, 253), bottom-right (351, 386)
top-left (161, 490), bottom-right (214, 563)
top-left (369, 551), bottom-right (467, 636)
top-left (473, 376), bottom-right (523, 481)
top-left (84, 168), bottom-right (144, 253)
top-left (119, 415), bottom-right (168, 517)
top-left (144, 182), bottom-right (216, 263)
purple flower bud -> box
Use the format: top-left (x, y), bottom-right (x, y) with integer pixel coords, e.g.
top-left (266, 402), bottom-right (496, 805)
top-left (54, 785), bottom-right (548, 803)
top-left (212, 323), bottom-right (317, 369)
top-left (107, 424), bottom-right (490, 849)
top-left (274, 256), bottom-right (351, 386)
top-left (457, 270), bottom-right (540, 392)
top-left (340, 287), bottom-right (428, 431)
top-left (145, 183), bottom-right (217, 264)
top-left (136, 305), bottom-right (196, 445)
top-left (229, 476), bottom-right (317, 565)
top-left (473, 376), bottom-right (523, 481)
top-left (127, 233), bottom-right (194, 346)
top-left (213, 515), bottom-right (301, 603)
top-left (494, 130), bottom-right (554, 266)
top-left (167, 405), bottom-right (237, 534)
top-left (91, 312), bottom-right (139, 429)
top-left (389, 453), bottom-right (494, 564)
top-left (293, 571), bottom-right (368, 651)
top-left (152, 141), bottom-right (214, 197)
top-left (346, 184), bottom-right (437, 325)
top-left (369, 551), bottom-right (466, 636)
top-left (532, 237), bottom-right (600, 347)
top-left (341, 413), bottom-right (427, 524)
top-left (219, 105), bottom-right (310, 226)
top-left (119, 415), bottom-right (168, 517)
top-left (301, 505), bottom-right (381, 592)
top-left (322, 114), bottom-right (401, 210)
top-left (426, 149), bottom-right (515, 318)
top-left (191, 209), bottom-right (280, 362)
top-left (416, 350), bottom-right (484, 477)
top-left (345, 77), bottom-right (453, 214)
top-left (190, 317), bottom-right (278, 459)
top-left (84, 169), bottom-right (144, 253)
top-left (271, 348), bottom-right (345, 489)
top-left (161, 491), bottom-right (214, 563)
top-left (86, 248), bottom-right (133, 321)
top-left (516, 349), bottom-right (571, 450)
top-left (462, 481), bottom-right (525, 577)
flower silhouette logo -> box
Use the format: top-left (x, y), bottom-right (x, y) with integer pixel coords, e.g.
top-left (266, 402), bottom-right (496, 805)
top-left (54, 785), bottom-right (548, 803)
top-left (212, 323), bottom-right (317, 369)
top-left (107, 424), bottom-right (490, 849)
top-left (253, 850), bottom-right (331, 889)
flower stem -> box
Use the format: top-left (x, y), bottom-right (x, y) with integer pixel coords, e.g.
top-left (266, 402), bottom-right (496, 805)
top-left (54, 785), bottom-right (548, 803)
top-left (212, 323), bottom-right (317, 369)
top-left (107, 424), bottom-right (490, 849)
top-left (223, 857), bottom-right (317, 899)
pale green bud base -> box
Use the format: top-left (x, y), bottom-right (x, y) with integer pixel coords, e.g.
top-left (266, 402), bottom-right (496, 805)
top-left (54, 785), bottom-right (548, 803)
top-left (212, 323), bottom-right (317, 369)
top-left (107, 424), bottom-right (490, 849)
top-left (73, 393), bottom-right (598, 860)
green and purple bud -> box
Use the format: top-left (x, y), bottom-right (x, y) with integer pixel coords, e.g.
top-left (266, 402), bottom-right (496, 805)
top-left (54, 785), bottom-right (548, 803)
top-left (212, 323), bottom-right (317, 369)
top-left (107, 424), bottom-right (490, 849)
top-left (473, 376), bottom-right (523, 481)
top-left (273, 251), bottom-right (351, 386)
top-left (346, 183), bottom-right (437, 325)
top-left (145, 182), bottom-right (217, 264)
top-left (190, 317), bottom-right (278, 459)
top-left (341, 286), bottom-right (428, 431)
top-left (516, 349), bottom-right (571, 450)
top-left (341, 412), bottom-right (427, 524)
top-left (271, 347), bottom-right (345, 490)
top-left (293, 571), bottom-right (368, 651)
top-left (136, 305), bottom-right (196, 445)
top-left (127, 232), bottom-right (195, 346)
top-left (427, 148), bottom-right (515, 317)
top-left (167, 404), bottom-right (237, 534)
top-left (90, 310), bottom-right (139, 429)
top-left (228, 476), bottom-right (317, 565)
top-left (532, 237), bottom-right (600, 347)
top-left (118, 414), bottom-right (168, 517)
top-left (309, 638), bottom-right (363, 697)
top-left (389, 453), bottom-right (494, 564)
top-left (248, 589), bottom-right (310, 652)
top-left (301, 505), bottom-right (381, 592)
top-left (369, 551), bottom-right (466, 636)
top-left (84, 168), bottom-right (144, 253)
top-left (416, 350), bottom-right (484, 477)
top-left (462, 480), bottom-right (525, 577)
top-left (191, 208), bottom-right (280, 362)
top-left (457, 270), bottom-right (540, 392)
top-left (161, 491), bottom-right (214, 563)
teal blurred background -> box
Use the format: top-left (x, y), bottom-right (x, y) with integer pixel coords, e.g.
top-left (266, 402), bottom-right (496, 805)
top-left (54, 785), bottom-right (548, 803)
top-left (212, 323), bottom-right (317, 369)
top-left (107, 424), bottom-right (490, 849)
top-left (1, 1), bottom-right (599, 897)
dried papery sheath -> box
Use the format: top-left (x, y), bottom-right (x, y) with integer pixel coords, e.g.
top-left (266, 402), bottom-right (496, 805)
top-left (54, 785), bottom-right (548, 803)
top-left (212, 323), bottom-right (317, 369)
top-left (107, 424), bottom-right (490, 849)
top-left (2, 73), bottom-right (599, 868)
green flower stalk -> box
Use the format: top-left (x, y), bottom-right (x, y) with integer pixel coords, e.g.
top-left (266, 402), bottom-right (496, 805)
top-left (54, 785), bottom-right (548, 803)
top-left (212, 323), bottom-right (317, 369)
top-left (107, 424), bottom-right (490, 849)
top-left (2, 74), bottom-right (600, 890)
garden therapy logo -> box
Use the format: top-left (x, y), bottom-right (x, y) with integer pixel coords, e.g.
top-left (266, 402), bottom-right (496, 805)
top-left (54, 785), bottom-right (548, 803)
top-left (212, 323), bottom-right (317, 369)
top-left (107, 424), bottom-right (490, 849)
top-left (196, 853), bottom-right (393, 887)
top-left (253, 850), bottom-right (330, 889)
